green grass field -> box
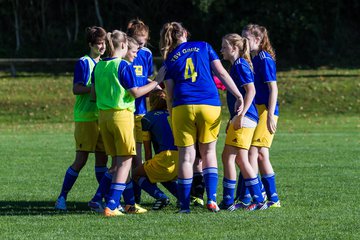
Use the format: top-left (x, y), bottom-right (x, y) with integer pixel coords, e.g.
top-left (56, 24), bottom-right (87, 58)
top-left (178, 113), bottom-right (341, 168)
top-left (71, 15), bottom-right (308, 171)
top-left (0, 69), bottom-right (359, 239)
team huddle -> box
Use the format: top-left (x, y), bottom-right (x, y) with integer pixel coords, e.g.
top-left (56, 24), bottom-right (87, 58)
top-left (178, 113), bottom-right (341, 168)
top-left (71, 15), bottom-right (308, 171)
top-left (55, 19), bottom-right (280, 217)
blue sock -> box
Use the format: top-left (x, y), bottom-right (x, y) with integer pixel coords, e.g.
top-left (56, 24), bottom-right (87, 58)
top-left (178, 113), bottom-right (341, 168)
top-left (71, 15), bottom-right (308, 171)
top-left (245, 177), bottom-right (264, 204)
top-left (262, 173), bottom-right (279, 202)
top-left (122, 180), bottom-right (135, 205)
top-left (138, 177), bottom-right (167, 199)
top-left (106, 183), bottom-right (126, 210)
top-left (95, 166), bottom-right (108, 184)
top-left (258, 175), bottom-right (265, 196)
top-left (222, 177), bottom-right (236, 205)
top-left (92, 171), bottom-right (112, 202)
top-left (133, 181), bottom-right (142, 203)
top-left (236, 173), bottom-right (251, 204)
top-left (203, 167), bottom-right (218, 202)
top-left (177, 178), bottom-right (192, 210)
top-left (59, 167), bottom-right (79, 200)
top-left (161, 180), bottom-right (178, 199)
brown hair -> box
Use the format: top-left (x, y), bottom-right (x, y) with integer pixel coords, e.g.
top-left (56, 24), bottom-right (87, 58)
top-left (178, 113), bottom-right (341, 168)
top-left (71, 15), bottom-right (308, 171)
top-left (127, 18), bottom-right (149, 39)
top-left (243, 24), bottom-right (276, 60)
top-left (105, 30), bottom-right (127, 57)
top-left (223, 33), bottom-right (253, 70)
top-left (159, 22), bottom-right (188, 60)
top-left (86, 26), bottom-right (106, 45)
top-left (149, 89), bottom-right (167, 111)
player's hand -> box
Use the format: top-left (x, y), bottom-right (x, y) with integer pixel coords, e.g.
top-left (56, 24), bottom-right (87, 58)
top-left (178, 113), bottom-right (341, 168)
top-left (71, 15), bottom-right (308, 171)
top-left (234, 98), bottom-right (244, 115)
top-left (267, 113), bottom-right (277, 134)
top-left (232, 114), bottom-right (244, 130)
top-left (154, 66), bottom-right (166, 84)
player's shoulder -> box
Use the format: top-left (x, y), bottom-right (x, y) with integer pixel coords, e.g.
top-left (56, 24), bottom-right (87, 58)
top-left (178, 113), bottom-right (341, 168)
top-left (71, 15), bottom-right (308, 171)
top-left (139, 47), bottom-right (152, 55)
top-left (258, 51), bottom-right (274, 62)
top-left (234, 58), bottom-right (252, 71)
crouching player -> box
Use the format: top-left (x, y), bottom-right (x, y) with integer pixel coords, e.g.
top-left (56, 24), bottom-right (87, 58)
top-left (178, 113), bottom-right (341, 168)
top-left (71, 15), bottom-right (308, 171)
top-left (133, 89), bottom-right (179, 210)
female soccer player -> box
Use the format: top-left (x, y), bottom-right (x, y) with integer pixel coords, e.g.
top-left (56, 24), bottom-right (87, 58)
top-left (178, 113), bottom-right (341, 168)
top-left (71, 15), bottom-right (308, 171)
top-left (90, 30), bottom-right (165, 217)
top-left (126, 19), bottom-right (155, 204)
top-left (55, 26), bottom-right (108, 211)
top-left (160, 22), bottom-right (244, 213)
top-left (219, 33), bottom-right (267, 211)
top-left (133, 89), bottom-right (179, 210)
top-left (242, 24), bottom-right (281, 208)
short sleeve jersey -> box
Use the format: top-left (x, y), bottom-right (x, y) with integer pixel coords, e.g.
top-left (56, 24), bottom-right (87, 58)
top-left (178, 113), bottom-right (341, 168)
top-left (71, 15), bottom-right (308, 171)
top-left (92, 57), bottom-right (137, 111)
top-left (132, 47), bottom-right (154, 115)
top-left (73, 55), bottom-right (98, 122)
top-left (252, 51), bottom-right (279, 116)
top-left (227, 58), bottom-right (258, 122)
top-left (163, 41), bottom-right (221, 107)
top-left (141, 110), bottom-right (177, 154)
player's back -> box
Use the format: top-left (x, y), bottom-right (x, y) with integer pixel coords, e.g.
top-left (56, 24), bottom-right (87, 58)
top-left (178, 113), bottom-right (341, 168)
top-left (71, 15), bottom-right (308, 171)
top-left (164, 41), bottom-right (220, 107)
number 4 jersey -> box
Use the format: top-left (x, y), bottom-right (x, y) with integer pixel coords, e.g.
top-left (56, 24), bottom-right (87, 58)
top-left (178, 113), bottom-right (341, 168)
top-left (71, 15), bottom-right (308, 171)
top-left (163, 41), bottom-right (221, 107)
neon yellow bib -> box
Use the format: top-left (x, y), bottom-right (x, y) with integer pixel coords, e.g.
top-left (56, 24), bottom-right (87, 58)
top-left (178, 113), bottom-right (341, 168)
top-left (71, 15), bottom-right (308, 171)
top-left (74, 55), bottom-right (98, 122)
top-left (94, 58), bottom-right (135, 111)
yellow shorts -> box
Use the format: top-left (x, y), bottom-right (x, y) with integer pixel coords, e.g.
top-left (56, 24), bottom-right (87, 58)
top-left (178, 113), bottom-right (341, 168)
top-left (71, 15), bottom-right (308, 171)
top-left (74, 121), bottom-right (105, 152)
top-left (172, 105), bottom-right (221, 147)
top-left (225, 121), bottom-right (256, 150)
top-left (99, 109), bottom-right (136, 157)
top-left (143, 150), bottom-right (178, 183)
top-left (251, 104), bottom-right (278, 148)
top-left (134, 115), bottom-right (144, 143)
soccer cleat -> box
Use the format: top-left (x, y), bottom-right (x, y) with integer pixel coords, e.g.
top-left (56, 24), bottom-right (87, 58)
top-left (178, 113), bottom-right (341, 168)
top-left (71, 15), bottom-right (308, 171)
top-left (177, 209), bottom-right (191, 214)
top-left (218, 201), bottom-right (236, 212)
top-left (191, 196), bottom-right (204, 207)
top-left (234, 200), bottom-right (251, 209)
top-left (117, 204), bottom-right (125, 213)
top-left (104, 207), bottom-right (124, 217)
top-left (245, 202), bottom-right (268, 211)
top-left (88, 200), bottom-right (105, 213)
top-left (266, 200), bottom-right (281, 208)
top-left (152, 198), bottom-right (170, 210)
top-left (124, 204), bottom-right (148, 214)
top-left (206, 200), bottom-right (220, 213)
top-left (55, 196), bottom-right (67, 211)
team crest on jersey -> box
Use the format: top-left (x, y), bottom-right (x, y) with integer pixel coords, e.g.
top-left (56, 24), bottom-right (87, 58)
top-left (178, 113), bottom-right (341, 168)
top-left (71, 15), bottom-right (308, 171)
top-left (134, 65), bottom-right (143, 76)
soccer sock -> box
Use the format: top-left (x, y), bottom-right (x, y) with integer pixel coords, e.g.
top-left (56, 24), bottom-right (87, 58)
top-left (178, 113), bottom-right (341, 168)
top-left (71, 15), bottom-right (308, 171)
top-left (203, 167), bottom-right (218, 203)
top-left (245, 177), bottom-right (264, 204)
top-left (177, 178), bottom-right (192, 210)
top-left (262, 173), bottom-right (279, 202)
top-left (191, 172), bottom-right (205, 199)
top-left (133, 181), bottom-right (142, 203)
top-left (236, 172), bottom-right (251, 204)
top-left (258, 174), bottom-right (265, 196)
top-left (106, 183), bottom-right (126, 210)
top-left (59, 167), bottom-right (79, 200)
top-left (222, 177), bottom-right (236, 205)
top-left (161, 180), bottom-right (178, 199)
top-left (122, 180), bottom-right (135, 205)
top-left (138, 177), bottom-right (167, 199)
top-left (91, 171), bottom-right (112, 202)
top-left (95, 166), bottom-right (108, 184)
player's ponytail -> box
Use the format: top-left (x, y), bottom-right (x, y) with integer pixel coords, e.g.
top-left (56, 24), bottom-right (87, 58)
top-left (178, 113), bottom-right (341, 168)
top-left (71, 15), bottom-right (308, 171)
top-left (160, 22), bottom-right (188, 60)
top-left (149, 89), bottom-right (167, 111)
top-left (242, 38), bottom-right (253, 70)
top-left (105, 30), bottom-right (127, 57)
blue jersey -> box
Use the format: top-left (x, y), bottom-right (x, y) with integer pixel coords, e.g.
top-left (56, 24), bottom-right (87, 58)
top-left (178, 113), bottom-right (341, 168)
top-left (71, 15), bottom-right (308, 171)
top-left (164, 41), bottom-right (221, 107)
top-left (132, 47), bottom-right (154, 115)
top-left (227, 58), bottom-right (258, 122)
top-left (141, 110), bottom-right (177, 154)
top-left (252, 51), bottom-right (279, 116)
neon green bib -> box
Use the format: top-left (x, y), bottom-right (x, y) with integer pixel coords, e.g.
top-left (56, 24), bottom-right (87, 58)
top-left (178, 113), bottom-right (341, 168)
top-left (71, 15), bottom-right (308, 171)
top-left (74, 55), bottom-right (98, 122)
top-left (94, 58), bottom-right (135, 111)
